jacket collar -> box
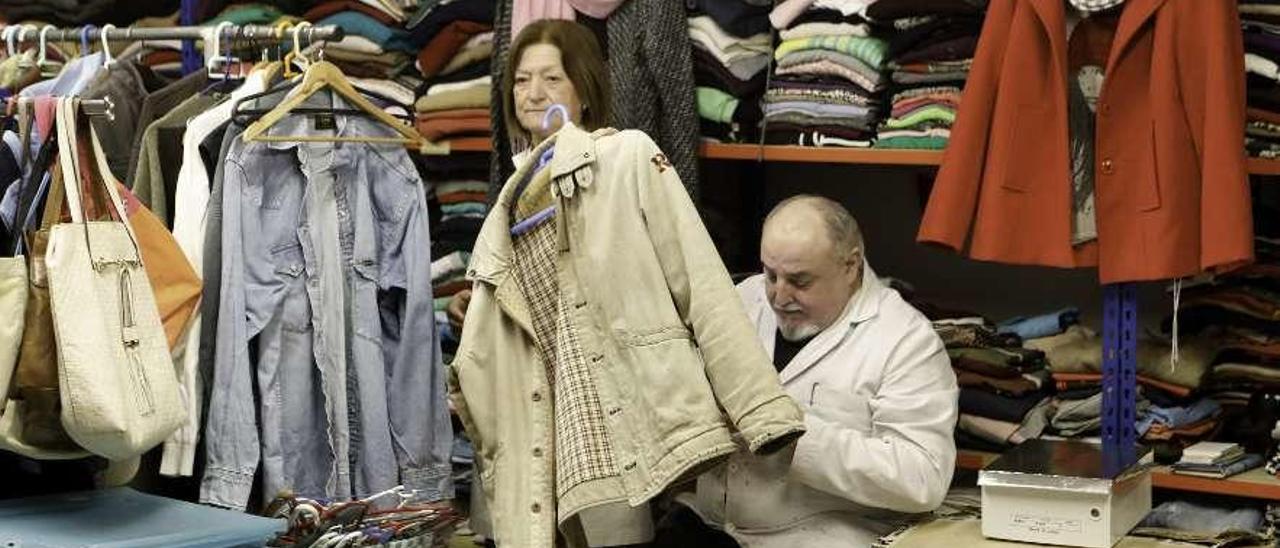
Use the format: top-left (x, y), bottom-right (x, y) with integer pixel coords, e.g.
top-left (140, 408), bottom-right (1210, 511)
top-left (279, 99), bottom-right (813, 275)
top-left (467, 123), bottom-right (600, 287)
top-left (765, 261), bottom-right (887, 384)
top-left (1027, 0), bottom-right (1167, 82)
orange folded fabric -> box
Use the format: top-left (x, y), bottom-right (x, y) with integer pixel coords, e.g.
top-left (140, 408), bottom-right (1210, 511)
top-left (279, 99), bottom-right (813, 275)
top-left (415, 109), bottom-right (490, 141)
top-left (1051, 372), bottom-right (1192, 398)
top-left (416, 20), bottom-right (492, 78)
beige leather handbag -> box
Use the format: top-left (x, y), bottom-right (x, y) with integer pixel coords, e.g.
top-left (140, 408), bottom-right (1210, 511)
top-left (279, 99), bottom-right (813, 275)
top-left (45, 97), bottom-right (184, 461)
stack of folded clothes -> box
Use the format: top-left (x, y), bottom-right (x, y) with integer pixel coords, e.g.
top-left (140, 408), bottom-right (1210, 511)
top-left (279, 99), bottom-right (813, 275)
top-left (432, 249), bottom-right (472, 357)
top-left (312, 3), bottom-right (417, 80)
top-left (1164, 236), bottom-right (1280, 454)
top-left (866, 0), bottom-right (985, 149)
top-left (1241, 2), bottom-right (1280, 159)
top-left (415, 75), bottom-right (491, 141)
top-left (1171, 441), bottom-right (1264, 479)
top-left (763, 0), bottom-right (885, 147)
top-left (424, 151), bottom-right (490, 261)
top-left (1027, 322), bottom-right (1221, 446)
top-left (688, 1), bottom-right (770, 143)
top-left (408, 0), bottom-right (496, 144)
top-left (928, 313), bottom-right (1055, 452)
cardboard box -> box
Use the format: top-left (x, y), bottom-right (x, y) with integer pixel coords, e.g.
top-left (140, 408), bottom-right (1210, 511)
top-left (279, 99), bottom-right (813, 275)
top-left (978, 439), bottom-right (1152, 548)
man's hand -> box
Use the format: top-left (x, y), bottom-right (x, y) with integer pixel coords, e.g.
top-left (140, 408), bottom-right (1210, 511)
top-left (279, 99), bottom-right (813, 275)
top-left (447, 289), bottom-right (472, 333)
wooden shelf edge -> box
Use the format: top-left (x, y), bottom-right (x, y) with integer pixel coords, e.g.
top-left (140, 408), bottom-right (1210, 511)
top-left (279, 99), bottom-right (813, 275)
top-left (434, 140), bottom-right (1280, 176)
top-left (1149, 466), bottom-right (1280, 500)
top-left (700, 143), bottom-right (944, 166)
top-left (957, 449), bottom-right (999, 470)
top-left (957, 450), bottom-right (1280, 501)
top-left (446, 137), bottom-right (493, 152)
top-left (1248, 157), bottom-right (1280, 176)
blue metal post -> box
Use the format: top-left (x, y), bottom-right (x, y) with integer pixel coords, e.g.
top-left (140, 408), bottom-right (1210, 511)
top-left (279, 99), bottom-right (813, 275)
top-left (1102, 283), bottom-right (1139, 473)
top-left (180, 0), bottom-right (202, 74)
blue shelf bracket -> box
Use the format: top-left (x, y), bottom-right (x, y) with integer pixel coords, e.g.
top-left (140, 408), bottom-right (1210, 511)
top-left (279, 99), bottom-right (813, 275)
top-left (1101, 282), bottom-right (1139, 474)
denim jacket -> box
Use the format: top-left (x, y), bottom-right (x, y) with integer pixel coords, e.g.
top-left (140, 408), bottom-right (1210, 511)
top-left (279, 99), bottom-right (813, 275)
top-left (201, 92), bottom-right (452, 509)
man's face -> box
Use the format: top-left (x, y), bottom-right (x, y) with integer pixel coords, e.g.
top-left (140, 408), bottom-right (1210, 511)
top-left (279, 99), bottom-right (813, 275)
top-left (761, 220), bottom-right (860, 341)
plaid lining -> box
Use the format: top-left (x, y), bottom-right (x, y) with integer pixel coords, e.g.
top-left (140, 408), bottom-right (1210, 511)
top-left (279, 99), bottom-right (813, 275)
top-left (510, 169), bottom-right (619, 497)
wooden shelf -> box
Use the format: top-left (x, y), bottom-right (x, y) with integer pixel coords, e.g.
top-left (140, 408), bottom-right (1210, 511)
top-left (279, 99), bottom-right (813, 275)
top-left (1249, 157), bottom-right (1280, 176)
top-left (699, 143), bottom-right (945, 166)
top-left (957, 449), bottom-right (1280, 501)
top-left (434, 140), bottom-right (1280, 175)
top-left (446, 137), bottom-right (492, 152)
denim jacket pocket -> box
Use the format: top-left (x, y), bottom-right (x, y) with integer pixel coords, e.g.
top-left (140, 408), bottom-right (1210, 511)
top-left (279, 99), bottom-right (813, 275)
top-left (271, 243), bottom-right (311, 333)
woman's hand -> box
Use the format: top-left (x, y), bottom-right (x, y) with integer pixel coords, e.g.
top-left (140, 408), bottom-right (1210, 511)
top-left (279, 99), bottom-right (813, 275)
top-left (447, 289), bottom-right (473, 332)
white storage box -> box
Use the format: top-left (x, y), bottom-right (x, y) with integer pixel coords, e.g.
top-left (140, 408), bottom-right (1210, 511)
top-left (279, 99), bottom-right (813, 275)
top-left (978, 439), bottom-right (1152, 548)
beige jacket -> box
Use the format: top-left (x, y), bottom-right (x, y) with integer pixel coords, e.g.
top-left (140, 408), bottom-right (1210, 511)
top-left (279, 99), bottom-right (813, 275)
top-left (449, 125), bottom-right (805, 548)
top-left (683, 265), bottom-right (958, 547)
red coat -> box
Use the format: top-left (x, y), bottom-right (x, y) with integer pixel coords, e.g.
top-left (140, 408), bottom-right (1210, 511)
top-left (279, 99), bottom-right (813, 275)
top-left (917, 0), bottom-right (1253, 283)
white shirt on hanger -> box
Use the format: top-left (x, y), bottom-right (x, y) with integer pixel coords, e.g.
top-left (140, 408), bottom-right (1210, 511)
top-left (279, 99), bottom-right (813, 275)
top-left (160, 69), bottom-right (270, 477)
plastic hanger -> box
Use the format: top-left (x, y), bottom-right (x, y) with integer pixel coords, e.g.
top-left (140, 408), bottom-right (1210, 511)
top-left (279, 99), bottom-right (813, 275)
top-left (36, 26), bottom-right (59, 78)
top-left (13, 26), bottom-right (33, 69)
top-left (241, 60), bottom-right (444, 152)
top-left (542, 103), bottom-right (570, 133)
top-left (100, 24), bottom-right (116, 68)
top-left (3, 26), bottom-right (17, 60)
top-left (253, 21), bottom-right (291, 84)
top-left (205, 22), bottom-right (234, 78)
top-left (281, 21), bottom-right (312, 79)
top-left (79, 24), bottom-right (96, 57)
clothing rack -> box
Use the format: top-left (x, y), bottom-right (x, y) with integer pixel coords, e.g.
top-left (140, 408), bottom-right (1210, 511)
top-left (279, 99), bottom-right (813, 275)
top-left (0, 24), bottom-right (345, 45)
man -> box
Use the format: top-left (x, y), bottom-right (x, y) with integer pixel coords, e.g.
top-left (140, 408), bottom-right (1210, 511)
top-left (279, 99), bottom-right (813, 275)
top-left (671, 195), bottom-right (959, 547)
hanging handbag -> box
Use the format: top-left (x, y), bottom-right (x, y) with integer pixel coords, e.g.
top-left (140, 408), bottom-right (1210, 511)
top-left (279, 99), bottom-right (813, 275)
top-left (45, 97), bottom-right (184, 460)
top-left (0, 255), bottom-right (26, 406)
top-left (12, 158), bottom-right (81, 451)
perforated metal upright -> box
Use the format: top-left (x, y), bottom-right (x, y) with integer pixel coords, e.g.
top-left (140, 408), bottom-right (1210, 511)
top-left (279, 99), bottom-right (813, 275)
top-left (1101, 283), bottom-right (1139, 472)
top-left (180, 0), bottom-right (201, 74)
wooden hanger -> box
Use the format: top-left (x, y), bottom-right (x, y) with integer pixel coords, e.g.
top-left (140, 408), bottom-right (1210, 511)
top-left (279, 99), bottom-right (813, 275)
top-left (241, 60), bottom-right (447, 154)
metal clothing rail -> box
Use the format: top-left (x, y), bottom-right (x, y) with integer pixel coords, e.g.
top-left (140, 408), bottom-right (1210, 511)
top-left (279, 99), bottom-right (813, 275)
top-left (0, 24), bottom-right (345, 44)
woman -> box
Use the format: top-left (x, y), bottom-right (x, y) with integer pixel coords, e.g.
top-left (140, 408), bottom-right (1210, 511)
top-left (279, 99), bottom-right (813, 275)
top-left (449, 17), bottom-right (801, 548)
top-left (460, 21), bottom-right (652, 547)
top-left (445, 19), bottom-right (608, 332)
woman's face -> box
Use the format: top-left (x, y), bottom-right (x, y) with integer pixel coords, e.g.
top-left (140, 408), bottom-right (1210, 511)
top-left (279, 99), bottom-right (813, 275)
top-left (514, 43), bottom-right (583, 142)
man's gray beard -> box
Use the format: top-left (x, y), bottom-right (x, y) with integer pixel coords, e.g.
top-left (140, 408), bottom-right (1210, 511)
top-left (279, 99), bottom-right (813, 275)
top-left (779, 321), bottom-right (822, 342)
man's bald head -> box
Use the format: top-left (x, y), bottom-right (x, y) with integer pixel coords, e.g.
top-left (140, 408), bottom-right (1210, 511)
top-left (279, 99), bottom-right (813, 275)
top-left (760, 195), bottom-right (864, 341)
top-left (763, 195), bottom-right (863, 262)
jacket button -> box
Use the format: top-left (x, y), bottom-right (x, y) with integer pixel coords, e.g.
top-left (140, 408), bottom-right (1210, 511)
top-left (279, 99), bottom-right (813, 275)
top-left (624, 462), bottom-right (636, 471)
top-left (1099, 102), bottom-right (1111, 116)
top-left (591, 354), bottom-right (602, 363)
top-left (1100, 159), bottom-right (1114, 175)
top-left (533, 447), bottom-right (543, 458)
top-left (532, 392), bottom-right (543, 402)
top-left (608, 407), bottom-right (621, 416)
top-left (575, 300), bottom-right (587, 309)
top-left (531, 502), bottom-right (542, 513)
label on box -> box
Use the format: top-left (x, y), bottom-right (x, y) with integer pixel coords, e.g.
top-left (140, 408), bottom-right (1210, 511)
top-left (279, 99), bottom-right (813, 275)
top-left (1010, 514), bottom-right (1082, 536)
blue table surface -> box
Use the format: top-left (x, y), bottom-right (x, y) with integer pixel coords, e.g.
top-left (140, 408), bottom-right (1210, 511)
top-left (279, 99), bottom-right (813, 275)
top-left (0, 487), bottom-right (285, 547)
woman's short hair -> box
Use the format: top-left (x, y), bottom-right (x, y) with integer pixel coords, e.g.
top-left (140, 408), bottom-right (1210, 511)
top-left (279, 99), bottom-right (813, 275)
top-left (502, 19), bottom-right (611, 148)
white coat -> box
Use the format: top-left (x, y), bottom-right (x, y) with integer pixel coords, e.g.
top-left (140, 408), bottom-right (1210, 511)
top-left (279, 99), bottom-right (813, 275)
top-left (682, 261), bottom-right (959, 547)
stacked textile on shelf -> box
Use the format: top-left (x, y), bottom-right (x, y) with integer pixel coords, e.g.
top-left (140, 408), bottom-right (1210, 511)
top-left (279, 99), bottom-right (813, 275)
top-left (688, 4), bottom-right (770, 143)
top-left (425, 151), bottom-right (489, 261)
top-left (1027, 319), bottom-right (1225, 447)
top-left (867, 0), bottom-right (983, 149)
top-left (920, 309), bottom-right (1055, 452)
top-left (1241, 2), bottom-right (1280, 159)
top-left (764, 1), bottom-right (885, 147)
top-left (1162, 236), bottom-right (1280, 457)
top-left (407, 0), bottom-right (495, 145)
